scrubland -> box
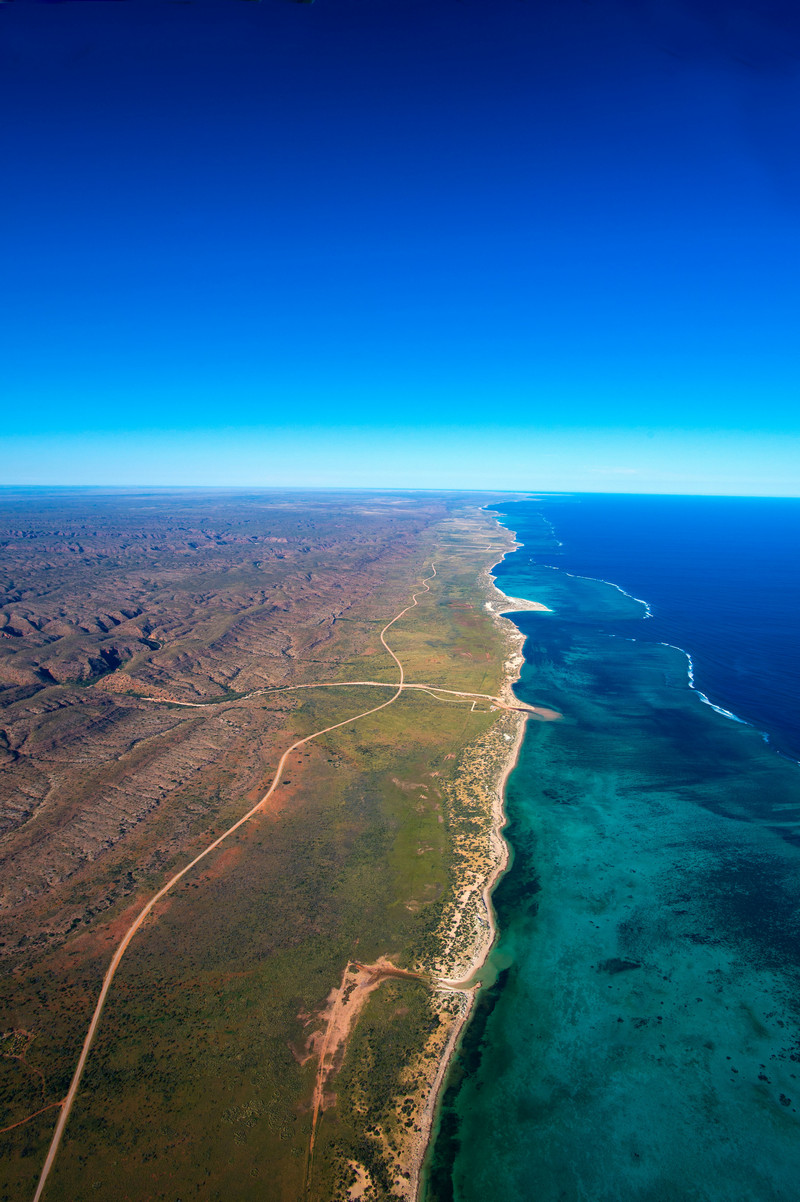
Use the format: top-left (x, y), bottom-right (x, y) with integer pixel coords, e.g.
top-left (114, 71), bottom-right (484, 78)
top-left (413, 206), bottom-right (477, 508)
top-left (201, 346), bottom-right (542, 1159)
top-left (0, 490), bottom-right (519, 1201)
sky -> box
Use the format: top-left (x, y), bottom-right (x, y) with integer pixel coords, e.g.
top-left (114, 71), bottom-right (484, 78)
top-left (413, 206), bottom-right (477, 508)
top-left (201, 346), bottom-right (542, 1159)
top-left (2, 0), bottom-right (800, 494)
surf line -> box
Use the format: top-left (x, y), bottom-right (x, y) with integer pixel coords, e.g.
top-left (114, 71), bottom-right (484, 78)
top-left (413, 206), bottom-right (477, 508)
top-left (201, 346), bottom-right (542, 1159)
top-left (656, 640), bottom-right (748, 725)
top-left (514, 532), bottom-right (755, 730)
top-left (560, 569), bottom-right (653, 617)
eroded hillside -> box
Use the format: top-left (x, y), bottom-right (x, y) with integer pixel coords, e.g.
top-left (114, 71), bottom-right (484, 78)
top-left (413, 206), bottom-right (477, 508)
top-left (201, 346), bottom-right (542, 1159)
top-left (0, 488), bottom-right (518, 1202)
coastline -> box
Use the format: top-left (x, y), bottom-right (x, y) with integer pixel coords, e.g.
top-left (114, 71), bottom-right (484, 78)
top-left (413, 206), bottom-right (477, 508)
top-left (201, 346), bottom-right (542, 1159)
top-left (430, 498), bottom-right (800, 1202)
top-left (331, 511), bottom-right (554, 1202)
top-left (406, 514), bottom-right (546, 1201)
top-left (407, 712), bottom-right (526, 1201)
top-left (527, 494), bottom-right (800, 765)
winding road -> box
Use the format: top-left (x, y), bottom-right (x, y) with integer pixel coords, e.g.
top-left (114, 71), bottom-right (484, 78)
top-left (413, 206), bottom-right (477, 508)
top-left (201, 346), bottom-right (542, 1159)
top-left (30, 563), bottom-right (542, 1201)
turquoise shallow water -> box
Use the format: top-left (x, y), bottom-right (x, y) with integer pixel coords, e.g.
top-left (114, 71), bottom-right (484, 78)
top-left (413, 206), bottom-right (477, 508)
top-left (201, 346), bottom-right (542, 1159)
top-left (425, 506), bottom-right (800, 1202)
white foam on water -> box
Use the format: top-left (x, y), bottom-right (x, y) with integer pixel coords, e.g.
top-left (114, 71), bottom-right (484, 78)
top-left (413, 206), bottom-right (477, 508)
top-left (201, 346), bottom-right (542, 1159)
top-left (657, 640), bottom-right (748, 724)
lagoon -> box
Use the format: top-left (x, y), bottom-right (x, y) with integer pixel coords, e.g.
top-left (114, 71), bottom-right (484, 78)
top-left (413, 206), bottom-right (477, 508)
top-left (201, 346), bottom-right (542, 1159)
top-left (426, 495), bottom-right (800, 1202)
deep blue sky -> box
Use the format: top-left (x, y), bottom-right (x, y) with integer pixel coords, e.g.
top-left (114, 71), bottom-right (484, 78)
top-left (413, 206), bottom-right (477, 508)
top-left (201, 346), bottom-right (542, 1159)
top-left (2, 0), bottom-right (800, 492)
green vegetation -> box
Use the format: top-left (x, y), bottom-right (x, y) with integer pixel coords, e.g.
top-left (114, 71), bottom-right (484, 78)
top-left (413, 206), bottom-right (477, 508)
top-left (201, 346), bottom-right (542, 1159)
top-left (0, 496), bottom-right (516, 1201)
top-left (322, 980), bottom-right (441, 1200)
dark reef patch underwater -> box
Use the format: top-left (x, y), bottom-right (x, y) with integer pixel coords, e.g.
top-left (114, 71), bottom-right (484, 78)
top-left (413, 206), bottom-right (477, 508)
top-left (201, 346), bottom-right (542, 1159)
top-left (424, 495), bottom-right (800, 1202)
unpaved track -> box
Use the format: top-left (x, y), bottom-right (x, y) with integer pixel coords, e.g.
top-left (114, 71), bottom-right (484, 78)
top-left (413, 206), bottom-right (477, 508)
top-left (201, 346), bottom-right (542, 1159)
top-left (0, 1102), bottom-right (63, 1137)
top-left (304, 960), bottom-right (426, 1193)
top-left (144, 679), bottom-right (546, 714)
top-left (32, 567), bottom-right (438, 1201)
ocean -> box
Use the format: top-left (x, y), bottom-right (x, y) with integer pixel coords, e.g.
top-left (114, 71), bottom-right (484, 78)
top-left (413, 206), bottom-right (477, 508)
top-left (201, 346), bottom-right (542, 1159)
top-left (425, 494), bottom-right (800, 1202)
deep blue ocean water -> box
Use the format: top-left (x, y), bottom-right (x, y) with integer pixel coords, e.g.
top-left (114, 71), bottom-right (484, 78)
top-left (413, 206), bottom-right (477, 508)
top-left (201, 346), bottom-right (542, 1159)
top-left (513, 494), bottom-right (800, 763)
top-left (425, 494), bottom-right (800, 1202)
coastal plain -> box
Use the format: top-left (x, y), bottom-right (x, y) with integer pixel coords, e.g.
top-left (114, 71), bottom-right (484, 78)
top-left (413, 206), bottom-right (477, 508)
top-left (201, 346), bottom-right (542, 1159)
top-left (0, 488), bottom-right (528, 1201)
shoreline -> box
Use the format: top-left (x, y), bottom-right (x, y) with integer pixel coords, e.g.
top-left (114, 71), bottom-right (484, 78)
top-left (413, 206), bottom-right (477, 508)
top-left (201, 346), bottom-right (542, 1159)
top-left (408, 513), bottom-right (543, 1201)
top-left (408, 711), bottom-right (526, 1200)
top-left (422, 505), bottom-right (800, 1201)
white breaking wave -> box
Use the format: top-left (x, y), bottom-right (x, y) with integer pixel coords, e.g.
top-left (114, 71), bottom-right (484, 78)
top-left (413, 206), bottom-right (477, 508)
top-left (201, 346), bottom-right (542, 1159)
top-left (561, 570), bottom-right (653, 618)
top-left (486, 504), bottom-right (800, 767)
top-left (537, 514), bottom-right (564, 548)
top-left (657, 641), bottom-right (748, 725)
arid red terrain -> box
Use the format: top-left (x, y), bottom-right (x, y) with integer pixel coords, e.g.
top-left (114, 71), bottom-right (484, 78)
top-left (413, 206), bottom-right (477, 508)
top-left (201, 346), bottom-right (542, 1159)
top-left (0, 487), bottom-right (519, 1202)
top-left (0, 489), bottom-right (444, 952)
